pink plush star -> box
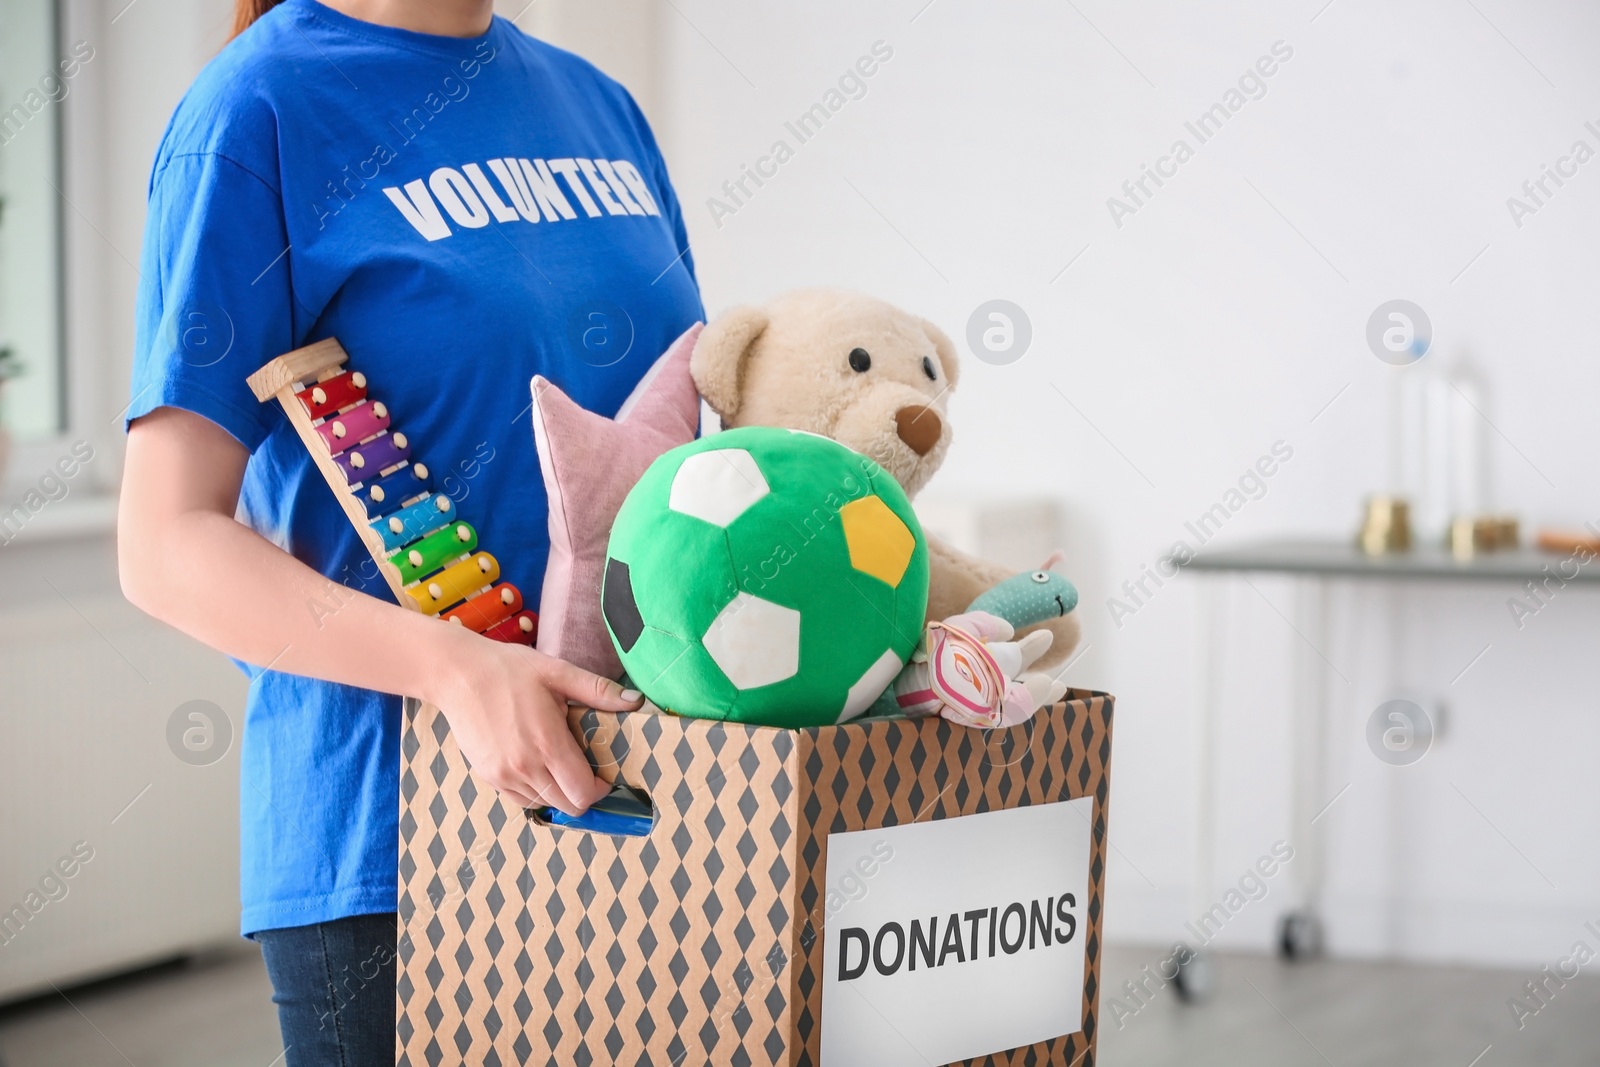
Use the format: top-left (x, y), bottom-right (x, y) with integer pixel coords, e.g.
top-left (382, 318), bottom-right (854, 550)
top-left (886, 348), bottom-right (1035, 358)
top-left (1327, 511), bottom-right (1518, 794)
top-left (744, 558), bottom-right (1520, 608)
top-left (530, 323), bottom-right (703, 678)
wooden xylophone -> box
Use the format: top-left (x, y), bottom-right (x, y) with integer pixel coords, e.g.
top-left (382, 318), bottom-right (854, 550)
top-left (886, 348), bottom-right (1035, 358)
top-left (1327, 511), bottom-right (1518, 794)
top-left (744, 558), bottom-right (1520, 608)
top-left (246, 340), bottom-right (537, 644)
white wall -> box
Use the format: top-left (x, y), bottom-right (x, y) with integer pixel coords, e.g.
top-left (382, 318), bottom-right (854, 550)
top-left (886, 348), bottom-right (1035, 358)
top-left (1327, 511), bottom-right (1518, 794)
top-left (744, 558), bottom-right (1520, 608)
top-left (497, 0), bottom-right (661, 123)
top-left (0, 0), bottom-right (249, 1002)
top-left (656, 0), bottom-right (1600, 967)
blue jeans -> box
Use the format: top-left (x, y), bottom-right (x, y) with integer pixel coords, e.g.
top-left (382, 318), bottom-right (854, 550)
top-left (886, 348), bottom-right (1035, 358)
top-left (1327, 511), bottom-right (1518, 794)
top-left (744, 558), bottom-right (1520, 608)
top-left (257, 912), bottom-right (397, 1067)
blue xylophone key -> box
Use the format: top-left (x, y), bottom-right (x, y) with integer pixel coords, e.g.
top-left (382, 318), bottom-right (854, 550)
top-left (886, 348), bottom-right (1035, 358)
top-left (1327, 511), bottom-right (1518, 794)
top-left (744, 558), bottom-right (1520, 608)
top-left (371, 492), bottom-right (455, 551)
top-left (360, 462), bottom-right (432, 519)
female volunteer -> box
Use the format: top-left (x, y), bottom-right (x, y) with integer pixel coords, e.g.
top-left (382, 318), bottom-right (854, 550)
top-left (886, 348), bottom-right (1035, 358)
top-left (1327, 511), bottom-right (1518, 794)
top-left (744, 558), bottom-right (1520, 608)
top-left (117, 1), bottom-right (702, 1060)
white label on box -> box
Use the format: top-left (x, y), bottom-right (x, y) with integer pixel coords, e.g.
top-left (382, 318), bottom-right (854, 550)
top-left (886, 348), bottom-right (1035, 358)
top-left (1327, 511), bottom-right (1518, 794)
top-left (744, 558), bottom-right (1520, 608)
top-left (819, 798), bottom-right (1093, 1067)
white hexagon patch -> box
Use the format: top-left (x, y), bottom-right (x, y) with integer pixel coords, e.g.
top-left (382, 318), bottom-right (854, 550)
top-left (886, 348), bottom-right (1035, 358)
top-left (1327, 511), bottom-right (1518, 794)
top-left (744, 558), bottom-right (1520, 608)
top-left (668, 448), bottom-right (770, 527)
top-left (702, 592), bottom-right (800, 690)
top-left (838, 648), bottom-right (903, 723)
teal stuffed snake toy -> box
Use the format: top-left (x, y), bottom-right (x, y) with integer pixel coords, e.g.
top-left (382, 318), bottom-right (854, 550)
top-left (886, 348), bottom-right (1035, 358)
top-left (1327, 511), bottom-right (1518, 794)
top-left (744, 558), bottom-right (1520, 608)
top-left (967, 562), bottom-right (1079, 629)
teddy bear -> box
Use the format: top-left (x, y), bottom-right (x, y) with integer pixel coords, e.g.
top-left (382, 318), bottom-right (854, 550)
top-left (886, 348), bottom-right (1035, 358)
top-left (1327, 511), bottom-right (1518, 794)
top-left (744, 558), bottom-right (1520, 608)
top-left (690, 288), bottom-right (1080, 670)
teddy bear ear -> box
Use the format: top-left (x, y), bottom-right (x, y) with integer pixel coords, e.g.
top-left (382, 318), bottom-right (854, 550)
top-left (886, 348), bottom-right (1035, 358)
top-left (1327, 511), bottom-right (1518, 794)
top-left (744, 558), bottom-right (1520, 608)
top-left (692, 306), bottom-right (770, 420)
top-left (920, 317), bottom-right (961, 390)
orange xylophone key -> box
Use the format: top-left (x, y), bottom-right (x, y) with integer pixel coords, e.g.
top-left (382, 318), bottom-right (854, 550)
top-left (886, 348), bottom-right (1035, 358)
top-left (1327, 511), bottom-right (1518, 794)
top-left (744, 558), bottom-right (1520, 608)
top-left (442, 584), bottom-right (523, 632)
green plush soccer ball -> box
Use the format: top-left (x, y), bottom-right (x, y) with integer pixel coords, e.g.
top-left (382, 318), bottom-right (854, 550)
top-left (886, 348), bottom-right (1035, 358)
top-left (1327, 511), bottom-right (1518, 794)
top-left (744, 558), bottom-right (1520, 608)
top-left (602, 427), bottom-right (929, 728)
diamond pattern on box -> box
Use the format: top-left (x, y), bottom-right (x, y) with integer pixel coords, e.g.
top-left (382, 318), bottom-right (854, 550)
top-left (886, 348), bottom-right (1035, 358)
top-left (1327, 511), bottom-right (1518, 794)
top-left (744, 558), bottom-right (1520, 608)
top-left (397, 691), bottom-right (1113, 1066)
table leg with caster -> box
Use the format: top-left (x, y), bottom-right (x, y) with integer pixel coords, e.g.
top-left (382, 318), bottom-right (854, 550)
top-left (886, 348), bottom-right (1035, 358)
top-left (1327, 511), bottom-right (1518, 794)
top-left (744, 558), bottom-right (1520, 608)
top-left (1173, 943), bottom-right (1215, 1001)
top-left (1277, 909), bottom-right (1324, 961)
top-left (1279, 576), bottom-right (1331, 961)
top-left (1181, 576), bottom-right (1225, 1001)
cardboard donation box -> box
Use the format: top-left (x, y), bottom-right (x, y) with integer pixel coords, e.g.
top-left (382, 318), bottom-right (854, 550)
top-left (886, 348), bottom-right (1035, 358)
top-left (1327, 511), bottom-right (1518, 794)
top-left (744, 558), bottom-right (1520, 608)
top-left (395, 689), bottom-right (1115, 1066)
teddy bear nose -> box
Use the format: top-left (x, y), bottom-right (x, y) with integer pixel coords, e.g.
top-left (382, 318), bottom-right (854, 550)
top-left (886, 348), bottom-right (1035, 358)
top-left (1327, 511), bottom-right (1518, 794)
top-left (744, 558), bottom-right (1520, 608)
top-left (894, 405), bottom-right (942, 456)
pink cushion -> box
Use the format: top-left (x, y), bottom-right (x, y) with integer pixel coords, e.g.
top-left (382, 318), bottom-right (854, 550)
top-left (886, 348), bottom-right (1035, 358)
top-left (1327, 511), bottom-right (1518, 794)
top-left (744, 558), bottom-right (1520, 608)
top-left (530, 324), bottom-right (702, 678)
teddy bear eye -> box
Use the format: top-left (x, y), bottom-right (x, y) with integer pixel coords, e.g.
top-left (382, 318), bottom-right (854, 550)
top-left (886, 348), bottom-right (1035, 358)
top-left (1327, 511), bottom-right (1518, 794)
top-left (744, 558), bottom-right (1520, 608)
top-left (1031, 571), bottom-right (1050, 583)
top-left (848, 348), bottom-right (871, 373)
top-left (922, 356), bottom-right (938, 381)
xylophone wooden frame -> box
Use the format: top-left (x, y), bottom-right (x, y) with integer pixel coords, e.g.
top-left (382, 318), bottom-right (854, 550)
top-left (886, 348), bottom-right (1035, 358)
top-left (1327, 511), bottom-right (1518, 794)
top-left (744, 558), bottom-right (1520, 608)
top-left (246, 339), bottom-right (418, 603)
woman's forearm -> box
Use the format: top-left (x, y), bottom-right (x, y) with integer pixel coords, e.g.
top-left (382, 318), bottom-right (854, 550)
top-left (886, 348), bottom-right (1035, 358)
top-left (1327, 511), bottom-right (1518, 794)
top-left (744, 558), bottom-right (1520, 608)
top-left (118, 406), bottom-right (474, 705)
top-left (124, 504), bottom-right (473, 704)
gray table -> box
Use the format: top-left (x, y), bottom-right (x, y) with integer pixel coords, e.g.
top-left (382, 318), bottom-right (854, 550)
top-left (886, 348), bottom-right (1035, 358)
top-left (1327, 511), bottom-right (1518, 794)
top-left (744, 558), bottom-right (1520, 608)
top-left (1177, 537), bottom-right (1592, 983)
top-left (1188, 540), bottom-right (1600, 585)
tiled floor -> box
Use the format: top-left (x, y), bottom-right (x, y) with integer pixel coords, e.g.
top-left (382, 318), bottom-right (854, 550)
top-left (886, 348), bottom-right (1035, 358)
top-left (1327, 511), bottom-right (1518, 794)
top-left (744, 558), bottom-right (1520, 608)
top-left (0, 947), bottom-right (282, 1067)
top-left (0, 942), bottom-right (1593, 1065)
top-left (1096, 945), bottom-right (1599, 1067)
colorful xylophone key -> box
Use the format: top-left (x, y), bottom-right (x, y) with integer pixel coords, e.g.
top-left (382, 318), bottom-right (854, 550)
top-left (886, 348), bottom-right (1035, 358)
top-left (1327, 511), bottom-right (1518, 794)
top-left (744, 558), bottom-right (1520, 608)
top-left (334, 431), bottom-right (409, 483)
top-left (391, 523), bottom-right (478, 585)
top-left (443, 584), bottom-right (523, 632)
top-left (484, 611), bottom-right (537, 645)
top-left (314, 400), bottom-right (390, 454)
top-left (296, 370), bottom-right (367, 419)
top-left (373, 493), bottom-right (455, 551)
top-left (407, 552), bottom-right (499, 615)
top-left (359, 462), bottom-right (431, 519)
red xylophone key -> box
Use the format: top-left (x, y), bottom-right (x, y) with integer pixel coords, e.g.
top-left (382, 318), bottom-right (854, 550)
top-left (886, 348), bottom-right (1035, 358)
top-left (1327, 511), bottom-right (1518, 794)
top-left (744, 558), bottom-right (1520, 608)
top-left (296, 371), bottom-right (367, 419)
top-left (484, 611), bottom-right (537, 645)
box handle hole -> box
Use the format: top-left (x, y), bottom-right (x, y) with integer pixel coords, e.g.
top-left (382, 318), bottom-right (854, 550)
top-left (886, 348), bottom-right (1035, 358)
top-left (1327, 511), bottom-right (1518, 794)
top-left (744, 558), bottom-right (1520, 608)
top-left (531, 784), bottom-right (654, 838)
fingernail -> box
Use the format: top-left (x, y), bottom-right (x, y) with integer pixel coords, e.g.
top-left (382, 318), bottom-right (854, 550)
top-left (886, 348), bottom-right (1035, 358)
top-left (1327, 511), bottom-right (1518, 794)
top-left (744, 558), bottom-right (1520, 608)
top-left (621, 688), bottom-right (642, 702)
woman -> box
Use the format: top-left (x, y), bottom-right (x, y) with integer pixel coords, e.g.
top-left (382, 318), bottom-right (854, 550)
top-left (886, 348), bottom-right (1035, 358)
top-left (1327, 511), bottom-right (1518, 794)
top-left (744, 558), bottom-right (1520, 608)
top-left (117, 0), bottom-right (702, 1061)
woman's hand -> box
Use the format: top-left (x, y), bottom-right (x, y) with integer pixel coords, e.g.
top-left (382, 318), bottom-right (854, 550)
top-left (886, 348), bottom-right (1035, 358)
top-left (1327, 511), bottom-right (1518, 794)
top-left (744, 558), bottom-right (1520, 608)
top-left (428, 626), bottom-right (644, 815)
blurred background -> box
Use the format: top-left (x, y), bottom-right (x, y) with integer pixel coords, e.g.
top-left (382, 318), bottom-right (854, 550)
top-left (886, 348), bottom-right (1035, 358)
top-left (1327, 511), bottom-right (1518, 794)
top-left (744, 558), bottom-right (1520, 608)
top-left (2, 0), bottom-right (1598, 1063)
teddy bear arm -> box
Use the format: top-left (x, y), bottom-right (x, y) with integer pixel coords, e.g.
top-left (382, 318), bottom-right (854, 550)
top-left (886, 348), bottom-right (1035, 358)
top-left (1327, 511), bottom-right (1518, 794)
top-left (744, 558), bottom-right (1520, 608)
top-left (923, 531), bottom-right (1006, 620)
top-left (1026, 613), bottom-right (1081, 672)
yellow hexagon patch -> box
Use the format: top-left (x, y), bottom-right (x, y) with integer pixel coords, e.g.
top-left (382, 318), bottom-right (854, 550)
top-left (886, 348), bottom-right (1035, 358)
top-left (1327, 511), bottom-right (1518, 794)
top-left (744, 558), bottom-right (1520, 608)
top-left (840, 495), bottom-right (915, 588)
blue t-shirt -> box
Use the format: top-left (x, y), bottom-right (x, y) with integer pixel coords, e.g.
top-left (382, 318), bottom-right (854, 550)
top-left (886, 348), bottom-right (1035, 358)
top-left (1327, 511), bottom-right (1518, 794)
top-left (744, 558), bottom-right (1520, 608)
top-left (129, 0), bottom-right (702, 936)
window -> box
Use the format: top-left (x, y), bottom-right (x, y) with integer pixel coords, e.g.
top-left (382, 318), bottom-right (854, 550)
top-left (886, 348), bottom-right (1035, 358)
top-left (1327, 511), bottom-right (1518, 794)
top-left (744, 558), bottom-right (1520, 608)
top-left (0, 0), bottom-right (66, 443)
